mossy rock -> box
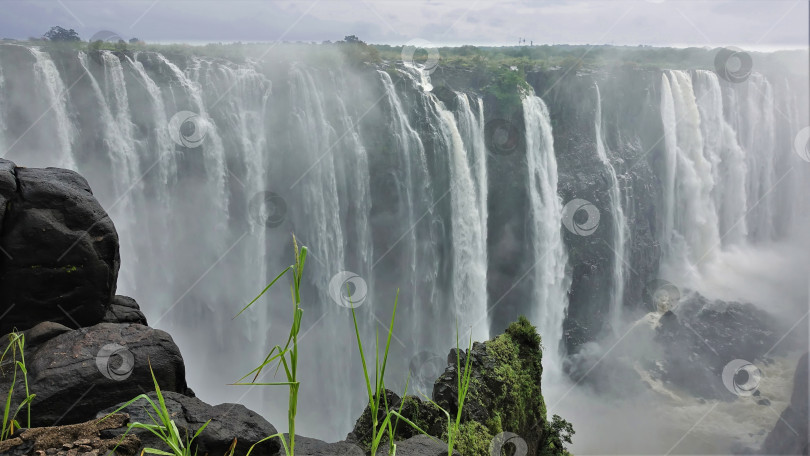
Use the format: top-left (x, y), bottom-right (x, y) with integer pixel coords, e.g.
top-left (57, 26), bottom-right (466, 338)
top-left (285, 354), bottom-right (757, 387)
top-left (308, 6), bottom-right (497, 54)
top-left (348, 318), bottom-right (574, 456)
top-left (433, 317), bottom-right (573, 456)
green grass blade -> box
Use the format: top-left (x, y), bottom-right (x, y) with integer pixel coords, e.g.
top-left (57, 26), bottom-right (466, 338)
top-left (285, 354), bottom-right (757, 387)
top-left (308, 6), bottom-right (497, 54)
top-left (234, 266), bottom-right (292, 319)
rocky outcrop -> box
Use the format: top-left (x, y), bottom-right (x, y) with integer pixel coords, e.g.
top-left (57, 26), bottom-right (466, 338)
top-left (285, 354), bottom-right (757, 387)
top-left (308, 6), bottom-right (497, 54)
top-left (0, 414), bottom-right (140, 456)
top-left (348, 317), bottom-right (573, 456)
top-left (383, 435), bottom-right (458, 456)
top-left (0, 160), bottom-right (287, 456)
top-left (0, 159), bottom-right (120, 335)
top-left (101, 295), bottom-right (148, 325)
top-left (273, 435), bottom-right (365, 456)
top-left (98, 391), bottom-right (280, 456)
top-left (1, 322), bottom-right (189, 426)
top-left (653, 291), bottom-right (781, 399)
top-left (761, 353), bottom-right (809, 455)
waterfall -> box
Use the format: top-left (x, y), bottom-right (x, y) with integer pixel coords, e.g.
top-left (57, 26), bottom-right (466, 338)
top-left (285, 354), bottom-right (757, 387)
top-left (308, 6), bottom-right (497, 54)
top-left (659, 70), bottom-right (721, 276)
top-left (659, 68), bottom-right (792, 282)
top-left (692, 70), bottom-right (748, 246)
top-left (26, 47), bottom-right (76, 169)
top-left (727, 73), bottom-right (778, 242)
top-left (1, 44), bottom-right (804, 446)
top-left (438, 93), bottom-right (489, 342)
top-left (523, 94), bottom-right (569, 365)
top-left (593, 84), bottom-right (627, 333)
top-left (76, 51), bottom-right (142, 291)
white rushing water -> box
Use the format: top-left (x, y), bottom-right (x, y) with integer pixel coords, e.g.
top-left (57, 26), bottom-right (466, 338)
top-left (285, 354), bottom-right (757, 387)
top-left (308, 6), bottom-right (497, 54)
top-left (523, 94), bottom-right (569, 367)
top-left (659, 68), bottom-right (797, 291)
top-left (660, 70), bottom-right (722, 279)
top-left (439, 93), bottom-right (489, 342)
top-left (0, 44), bottom-right (805, 449)
top-left (28, 47), bottom-right (76, 169)
top-left (593, 84), bottom-right (628, 333)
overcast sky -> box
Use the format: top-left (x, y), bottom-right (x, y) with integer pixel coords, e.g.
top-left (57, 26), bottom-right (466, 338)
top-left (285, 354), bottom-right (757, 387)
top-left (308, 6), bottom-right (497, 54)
top-left (2, 0), bottom-right (807, 50)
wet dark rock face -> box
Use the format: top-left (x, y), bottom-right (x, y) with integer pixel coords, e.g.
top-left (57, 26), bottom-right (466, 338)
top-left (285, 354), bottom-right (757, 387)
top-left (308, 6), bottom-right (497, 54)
top-left (0, 159), bottom-right (120, 335)
top-left (527, 68), bottom-right (663, 353)
top-left (653, 291), bottom-right (782, 400)
top-left (0, 161), bottom-right (276, 456)
top-left (98, 391), bottom-right (281, 456)
top-left (761, 353), bottom-right (809, 455)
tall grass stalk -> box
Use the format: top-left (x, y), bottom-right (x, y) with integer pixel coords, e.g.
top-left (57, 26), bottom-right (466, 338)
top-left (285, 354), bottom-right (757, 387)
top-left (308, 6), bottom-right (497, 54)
top-left (103, 361), bottom-right (211, 456)
top-left (0, 331), bottom-right (34, 441)
top-left (411, 326), bottom-right (474, 456)
top-left (349, 290), bottom-right (442, 455)
top-left (233, 235), bottom-right (307, 456)
top-left (446, 328), bottom-right (474, 455)
top-left (348, 291), bottom-right (399, 455)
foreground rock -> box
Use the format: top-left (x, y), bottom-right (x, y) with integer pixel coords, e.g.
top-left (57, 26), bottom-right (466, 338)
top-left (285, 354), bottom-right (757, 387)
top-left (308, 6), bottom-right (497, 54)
top-left (761, 353), bottom-right (809, 455)
top-left (0, 160), bottom-right (120, 335)
top-left (101, 295), bottom-right (148, 325)
top-left (348, 317), bottom-right (574, 456)
top-left (273, 435), bottom-right (364, 456)
top-left (384, 435), bottom-right (459, 456)
top-left (99, 391), bottom-right (280, 456)
top-left (654, 291), bottom-right (782, 399)
top-left (0, 322), bottom-right (189, 426)
top-left (0, 414), bottom-right (140, 456)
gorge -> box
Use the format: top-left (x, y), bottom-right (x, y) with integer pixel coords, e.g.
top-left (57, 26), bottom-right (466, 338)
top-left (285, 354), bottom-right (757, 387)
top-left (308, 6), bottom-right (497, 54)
top-left (0, 41), bottom-right (807, 454)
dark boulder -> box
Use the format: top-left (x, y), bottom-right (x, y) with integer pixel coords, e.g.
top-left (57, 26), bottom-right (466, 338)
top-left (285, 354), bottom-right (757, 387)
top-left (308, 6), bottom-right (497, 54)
top-left (20, 320), bottom-right (72, 351)
top-left (102, 295), bottom-right (148, 325)
top-left (346, 390), bottom-right (446, 450)
top-left (274, 435), bottom-right (363, 456)
top-left (99, 391), bottom-right (281, 456)
top-left (0, 163), bottom-right (120, 335)
top-left (654, 291), bottom-right (781, 399)
top-left (0, 322), bottom-right (188, 426)
top-left (761, 353), bottom-right (809, 455)
top-left (0, 158), bottom-right (16, 226)
top-left (382, 435), bottom-right (459, 456)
